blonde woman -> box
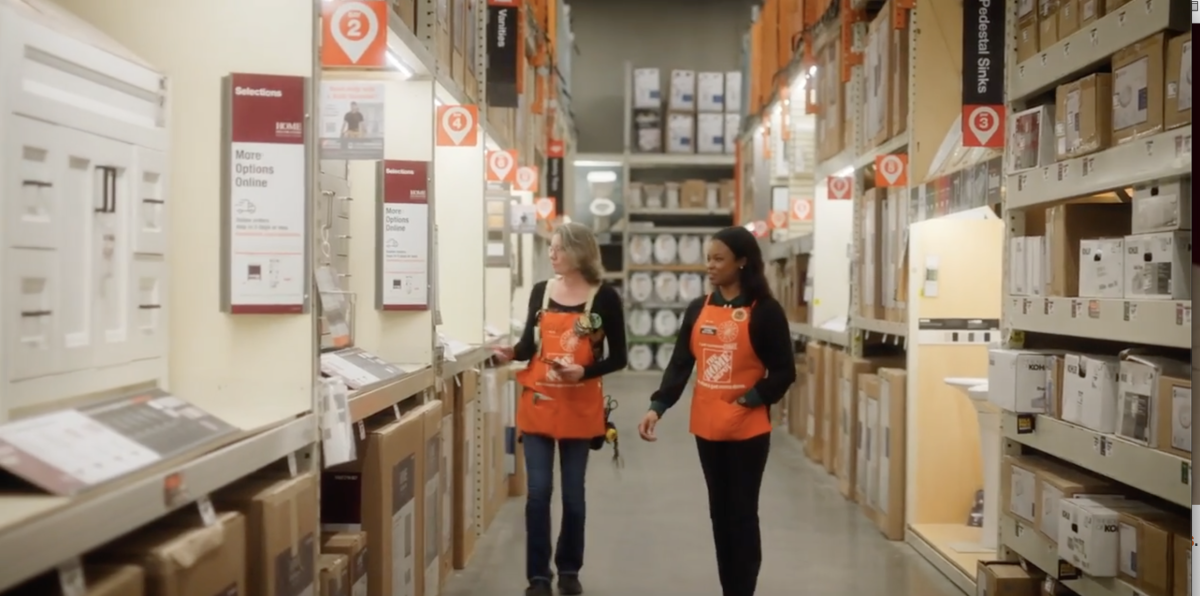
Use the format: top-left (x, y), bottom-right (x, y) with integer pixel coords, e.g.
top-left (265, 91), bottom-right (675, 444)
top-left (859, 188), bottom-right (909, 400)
top-left (494, 222), bottom-right (627, 596)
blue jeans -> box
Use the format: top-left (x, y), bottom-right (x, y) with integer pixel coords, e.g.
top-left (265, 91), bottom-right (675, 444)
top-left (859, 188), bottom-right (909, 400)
top-left (523, 434), bottom-right (590, 584)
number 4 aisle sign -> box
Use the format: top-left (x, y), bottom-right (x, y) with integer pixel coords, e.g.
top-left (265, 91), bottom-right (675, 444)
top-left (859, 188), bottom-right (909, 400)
top-left (436, 104), bottom-right (479, 147)
top-left (961, 0), bottom-right (1006, 147)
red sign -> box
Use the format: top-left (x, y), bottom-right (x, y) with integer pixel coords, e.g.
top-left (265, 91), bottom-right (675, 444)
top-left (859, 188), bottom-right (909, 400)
top-left (962, 105), bottom-right (1005, 148)
top-left (382, 160), bottom-right (429, 203)
top-left (229, 74), bottom-right (306, 146)
top-left (768, 211), bottom-right (788, 230)
top-left (379, 160), bottom-right (430, 311)
top-left (487, 150), bottom-right (517, 182)
top-left (321, 0), bottom-right (389, 68)
top-left (515, 166), bottom-right (539, 192)
top-left (547, 139), bottom-right (565, 158)
top-left (436, 105), bottom-right (479, 147)
top-left (535, 197), bottom-right (557, 220)
top-left (791, 198), bottom-right (813, 221)
top-left (827, 176), bottom-right (852, 200)
top-left (750, 221), bottom-right (769, 238)
top-left (874, 154), bottom-right (909, 187)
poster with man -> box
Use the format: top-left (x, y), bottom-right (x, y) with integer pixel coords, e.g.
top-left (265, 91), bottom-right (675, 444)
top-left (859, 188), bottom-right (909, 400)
top-left (320, 80), bottom-right (385, 159)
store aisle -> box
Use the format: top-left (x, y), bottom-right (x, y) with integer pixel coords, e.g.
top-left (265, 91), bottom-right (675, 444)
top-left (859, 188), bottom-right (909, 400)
top-left (443, 373), bottom-right (963, 596)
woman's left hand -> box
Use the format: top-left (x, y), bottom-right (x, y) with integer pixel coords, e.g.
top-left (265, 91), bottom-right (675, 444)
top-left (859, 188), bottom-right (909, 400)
top-left (556, 363), bottom-right (585, 382)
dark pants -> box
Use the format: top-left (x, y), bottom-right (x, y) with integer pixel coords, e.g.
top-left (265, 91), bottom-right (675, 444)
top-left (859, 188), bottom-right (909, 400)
top-left (523, 434), bottom-right (591, 584)
top-left (696, 433), bottom-right (771, 596)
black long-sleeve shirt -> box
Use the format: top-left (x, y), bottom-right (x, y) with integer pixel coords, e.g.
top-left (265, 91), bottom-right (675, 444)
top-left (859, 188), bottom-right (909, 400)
top-left (649, 292), bottom-right (796, 416)
top-left (512, 280), bottom-right (628, 379)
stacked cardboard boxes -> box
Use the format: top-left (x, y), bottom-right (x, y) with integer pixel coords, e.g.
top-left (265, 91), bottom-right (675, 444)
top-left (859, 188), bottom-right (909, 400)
top-left (857, 188), bottom-right (909, 324)
top-left (631, 67), bottom-right (742, 154)
top-left (861, 2), bottom-right (910, 153)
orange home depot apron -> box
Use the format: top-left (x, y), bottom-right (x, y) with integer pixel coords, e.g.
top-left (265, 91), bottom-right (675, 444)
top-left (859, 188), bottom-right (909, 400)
top-left (689, 297), bottom-right (772, 441)
top-left (515, 281), bottom-right (606, 440)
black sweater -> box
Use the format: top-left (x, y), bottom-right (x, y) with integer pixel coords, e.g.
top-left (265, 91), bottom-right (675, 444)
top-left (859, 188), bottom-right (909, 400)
top-left (650, 292), bottom-right (796, 416)
top-left (512, 281), bottom-right (628, 379)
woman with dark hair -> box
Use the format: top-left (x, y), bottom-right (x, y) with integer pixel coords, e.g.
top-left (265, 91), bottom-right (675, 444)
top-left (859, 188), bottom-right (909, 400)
top-left (637, 225), bottom-right (796, 596)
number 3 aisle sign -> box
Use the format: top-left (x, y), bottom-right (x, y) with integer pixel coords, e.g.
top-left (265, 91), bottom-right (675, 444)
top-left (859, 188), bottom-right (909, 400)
top-left (321, 0), bottom-right (389, 68)
top-left (961, 0), bottom-right (1005, 147)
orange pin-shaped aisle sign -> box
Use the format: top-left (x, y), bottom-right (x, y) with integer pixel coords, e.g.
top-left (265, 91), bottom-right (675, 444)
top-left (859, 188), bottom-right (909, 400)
top-left (791, 197), bottom-right (813, 222)
top-left (535, 197), bottom-right (557, 220)
top-left (436, 104), bottom-right (479, 147)
top-left (874, 154), bottom-right (909, 187)
top-left (827, 176), bottom-right (852, 200)
top-left (768, 211), bottom-right (788, 230)
top-left (486, 150), bottom-right (517, 182)
top-left (515, 166), bottom-right (539, 192)
top-left (321, 0), bottom-right (389, 68)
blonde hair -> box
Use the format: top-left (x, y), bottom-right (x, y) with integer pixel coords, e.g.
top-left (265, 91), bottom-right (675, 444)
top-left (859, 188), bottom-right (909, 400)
top-left (554, 222), bottom-right (605, 285)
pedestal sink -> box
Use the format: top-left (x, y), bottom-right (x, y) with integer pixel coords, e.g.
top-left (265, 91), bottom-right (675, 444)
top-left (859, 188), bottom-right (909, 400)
top-left (945, 377), bottom-right (1000, 551)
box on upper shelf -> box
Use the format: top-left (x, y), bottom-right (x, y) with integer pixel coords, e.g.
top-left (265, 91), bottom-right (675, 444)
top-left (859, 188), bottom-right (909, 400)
top-left (1116, 354), bottom-right (1189, 448)
top-left (1058, 0), bottom-right (1081, 40)
top-left (723, 114), bottom-right (741, 154)
top-left (1016, 0), bottom-right (1039, 62)
top-left (1061, 352), bottom-right (1120, 433)
top-left (1043, 201), bottom-right (1131, 297)
top-left (1038, 0), bottom-right (1059, 51)
top-left (697, 113), bottom-right (724, 154)
top-left (988, 349), bottom-right (1055, 414)
top-left (669, 69), bottom-right (696, 112)
top-left (633, 67), bottom-right (662, 109)
top-left (1054, 73), bottom-right (1113, 160)
top-left (1164, 32), bottom-right (1191, 130)
top-left (725, 71), bottom-right (743, 114)
top-left (1156, 372), bottom-right (1191, 460)
top-left (1131, 179), bottom-right (1192, 234)
top-left (666, 113), bottom-right (695, 153)
top-left (1008, 236), bottom-right (1046, 297)
top-left (697, 72), bottom-right (725, 112)
top-left (1078, 237), bottom-right (1125, 298)
top-left (1059, 498), bottom-right (1162, 577)
top-left (864, 7), bottom-right (893, 149)
top-left (1112, 33), bottom-right (1166, 145)
top-left (1009, 105), bottom-right (1055, 172)
top-left (816, 42), bottom-right (844, 160)
top-left (1122, 230), bottom-right (1191, 300)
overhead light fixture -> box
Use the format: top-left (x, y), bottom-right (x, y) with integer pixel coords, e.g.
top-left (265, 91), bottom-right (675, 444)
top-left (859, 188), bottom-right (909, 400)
top-left (809, 65), bottom-right (818, 76)
top-left (387, 51), bottom-right (413, 79)
top-left (585, 171), bottom-right (618, 184)
top-left (832, 165), bottom-right (854, 177)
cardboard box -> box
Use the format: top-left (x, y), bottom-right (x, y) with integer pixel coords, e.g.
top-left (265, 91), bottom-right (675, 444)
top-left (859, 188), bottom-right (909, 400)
top-left (1003, 455), bottom-right (1045, 523)
top-left (1164, 32), bottom-right (1191, 130)
top-left (1171, 533), bottom-right (1189, 596)
top-left (1046, 353), bottom-right (1066, 419)
top-left (804, 342), bottom-right (826, 463)
top-left (837, 359), bottom-right (875, 499)
top-left (873, 369), bottom-right (907, 540)
top-left (856, 374), bottom-right (882, 521)
top-left (1112, 33), bottom-right (1166, 145)
top-left (1058, 498), bottom-right (1161, 576)
top-left (102, 512), bottom-right (247, 596)
top-left (421, 401), bottom-right (445, 596)
top-left (454, 369), bottom-right (481, 569)
top-left (1123, 231), bottom-right (1191, 300)
top-left (859, 189), bottom-right (883, 319)
top-left (217, 473), bottom-right (318, 596)
top-left (1078, 238), bottom-right (1125, 298)
top-left (1061, 353), bottom-right (1120, 432)
top-left (1117, 355), bottom-right (1189, 448)
top-left (1054, 74), bottom-right (1113, 159)
top-left (697, 72), bottom-right (725, 112)
top-left (436, 387), bottom-right (456, 586)
top-left (1156, 373), bottom-right (1191, 459)
top-left (1118, 510), bottom-right (1183, 593)
top-left (9, 566), bottom-right (144, 596)
top-left (724, 71), bottom-right (743, 114)
top-left (680, 180), bottom-right (706, 209)
top-left (821, 346), bottom-right (842, 473)
top-left (789, 357), bottom-right (809, 442)
top-left (480, 368), bottom-right (511, 532)
top-left (1132, 179), bottom-right (1192, 234)
top-left (864, 8), bottom-right (892, 148)
top-left (633, 109), bottom-right (663, 153)
top-left (976, 561), bottom-right (1043, 595)
top-left (666, 113), bottom-right (695, 154)
top-left (1038, 0), bottom-right (1059, 50)
top-left (1010, 106), bottom-right (1056, 172)
top-left (718, 179), bottom-right (735, 210)
top-left (633, 68), bottom-right (662, 109)
top-left (451, 0), bottom-right (467, 88)
top-left (988, 349), bottom-right (1053, 413)
top-left (1035, 464), bottom-right (1121, 542)
top-left (697, 113), bottom-right (725, 154)
top-left (1057, 0), bottom-right (1081, 40)
top-left (321, 408), bottom-right (423, 596)
top-left (890, 21), bottom-right (910, 139)
top-left (1044, 202), bottom-right (1131, 296)
top-left (320, 554), bottom-right (351, 596)
top-left (723, 114), bottom-right (740, 154)
top-left (668, 69), bottom-right (696, 112)
top-left (435, 0), bottom-right (452, 71)
top-left (322, 532), bottom-right (368, 596)
top-left (1080, 0), bottom-right (1104, 26)
top-left (817, 42), bottom-right (844, 160)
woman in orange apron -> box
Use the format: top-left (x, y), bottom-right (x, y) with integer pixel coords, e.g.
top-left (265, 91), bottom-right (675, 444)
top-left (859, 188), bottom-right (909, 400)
top-left (494, 222), bottom-right (627, 596)
top-left (637, 226), bottom-right (796, 596)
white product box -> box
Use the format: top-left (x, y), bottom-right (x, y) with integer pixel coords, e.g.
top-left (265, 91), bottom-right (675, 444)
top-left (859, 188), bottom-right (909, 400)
top-left (1027, 236), bottom-right (1045, 297)
top-left (636, 127), bottom-right (662, 153)
top-left (696, 113), bottom-right (724, 154)
top-left (1078, 238), bottom-right (1125, 298)
top-left (1007, 460), bottom-right (1038, 522)
top-left (1009, 105), bottom-right (1056, 172)
top-left (724, 71), bottom-right (743, 113)
top-left (723, 114), bottom-right (741, 154)
top-left (1039, 488), bottom-right (1126, 544)
top-left (666, 113), bottom-right (695, 154)
top-left (1061, 353), bottom-right (1120, 433)
top-left (988, 349), bottom-right (1051, 413)
top-left (1131, 178), bottom-right (1192, 233)
top-left (697, 72), bottom-right (725, 112)
top-left (669, 69), bottom-right (696, 112)
top-left (1123, 231), bottom-right (1191, 300)
top-left (1058, 498), bottom-right (1160, 577)
top-left (1010, 237), bottom-right (1030, 296)
top-left (633, 68), bottom-right (662, 109)
top-left (1116, 355), bottom-right (1190, 447)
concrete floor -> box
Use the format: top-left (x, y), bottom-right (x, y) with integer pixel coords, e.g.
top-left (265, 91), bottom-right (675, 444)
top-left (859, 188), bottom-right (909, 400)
top-left (444, 372), bottom-right (965, 596)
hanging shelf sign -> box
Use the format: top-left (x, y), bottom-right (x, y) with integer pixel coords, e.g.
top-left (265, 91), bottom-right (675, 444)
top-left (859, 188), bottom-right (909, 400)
top-left (376, 160), bottom-right (431, 310)
top-left (221, 73), bottom-right (311, 314)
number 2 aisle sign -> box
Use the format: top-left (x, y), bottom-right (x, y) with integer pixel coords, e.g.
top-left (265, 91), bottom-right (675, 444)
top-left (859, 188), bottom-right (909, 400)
top-left (321, 0), bottom-right (388, 68)
top-left (436, 104), bottom-right (479, 147)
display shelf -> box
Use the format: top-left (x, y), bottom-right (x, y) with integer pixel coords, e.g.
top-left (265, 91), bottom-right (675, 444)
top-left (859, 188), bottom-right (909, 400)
top-left (816, 146), bottom-right (855, 178)
top-left (573, 152), bottom-right (625, 166)
top-left (626, 153), bottom-right (736, 168)
top-left (629, 301), bottom-right (692, 310)
top-left (764, 233), bottom-right (814, 261)
top-left (627, 264), bottom-right (707, 273)
top-left (906, 524), bottom-right (991, 595)
top-left (1001, 412), bottom-right (1191, 507)
top-left (1007, 296), bottom-right (1191, 349)
top-left (0, 415), bottom-right (316, 591)
top-left (347, 367), bottom-right (436, 422)
top-left (1007, 0), bottom-right (1191, 103)
top-left (625, 226), bottom-right (726, 236)
top-left (627, 208), bottom-right (734, 218)
top-left (788, 321), bottom-right (851, 347)
top-left (1000, 515), bottom-right (1134, 596)
top-left (855, 133), bottom-right (911, 170)
top-left (441, 344), bottom-right (500, 379)
top-left (1006, 126), bottom-right (1192, 209)
top-left (851, 316), bottom-right (908, 339)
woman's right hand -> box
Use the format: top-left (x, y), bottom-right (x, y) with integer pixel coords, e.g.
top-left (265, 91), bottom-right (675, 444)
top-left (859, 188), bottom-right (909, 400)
top-left (493, 347), bottom-right (515, 364)
top-left (638, 411), bottom-right (660, 442)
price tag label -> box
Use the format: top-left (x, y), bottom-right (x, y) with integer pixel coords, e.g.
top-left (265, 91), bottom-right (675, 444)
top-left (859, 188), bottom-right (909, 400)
top-left (1070, 299), bottom-right (1083, 318)
top-left (1062, 41), bottom-right (1071, 56)
top-left (1123, 301), bottom-right (1138, 322)
top-left (58, 558), bottom-right (86, 596)
top-left (196, 495), bottom-right (218, 526)
top-left (1181, 461), bottom-right (1190, 485)
top-left (1144, 139), bottom-right (1155, 156)
top-left (1015, 521), bottom-right (1025, 537)
top-left (1043, 298), bottom-right (1054, 315)
top-left (1116, 9), bottom-right (1127, 25)
top-left (1094, 435), bottom-right (1114, 456)
top-left (1056, 162), bottom-right (1069, 181)
top-left (1042, 167), bottom-right (1050, 180)
top-left (1089, 29), bottom-right (1098, 45)
top-left (1040, 53), bottom-right (1048, 66)
top-left (1081, 156), bottom-right (1095, 176)
top-left (1176, 303), bottom-right (1191, 326)
top-left (1023, 299), bottom-right (1033, 315)
top-left (1017, 173), bottom-right (1027, 190)
top-left (1088, 300), bottom-right (1101, 319)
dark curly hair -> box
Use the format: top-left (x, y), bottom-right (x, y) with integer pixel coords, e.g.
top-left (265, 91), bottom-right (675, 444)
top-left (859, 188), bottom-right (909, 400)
top-left (711, 226), bottom-right (773, 302)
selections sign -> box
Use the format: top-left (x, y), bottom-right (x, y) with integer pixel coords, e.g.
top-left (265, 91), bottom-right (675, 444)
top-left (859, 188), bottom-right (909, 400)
top-left (377, 160), bottom-right (431, 310)
top-left (320, 80), bottom-right (386, 159)
top-left (546, 139), bottom-right (565, 216)
top-left (224, 73), bottom-right (309, 314)
top-left (962, 0), bottom-right (1006, 147)
top-left (485, 0), bottom-right (519, 108)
